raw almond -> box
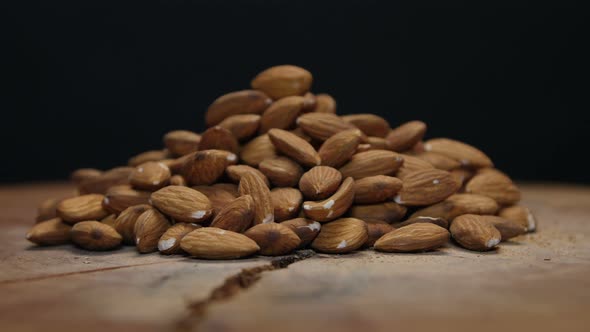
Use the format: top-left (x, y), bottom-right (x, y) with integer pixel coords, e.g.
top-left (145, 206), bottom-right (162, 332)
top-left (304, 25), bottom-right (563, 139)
top-left (259, 96), bottom-right (306, 133)
top-left (465, 169), bottom-right (521, 205)
top-left (268, 128), bottom-right (321, 167)
top-left (450, 214), bottom-right (501, 251)
top-left (299, 166), bottom-right (342, 200)
top-left (182, 149), bottom-right (237, 186)
top-left (341, 114), bottom-right (391, 138)
top-left (71, 221), bottom-right (122, 251)
top-left (478, 215), bottom-right (526, 240)
top-left (180, 227), bottom-right (260, 259)
top-left (394, 216), bottom-right (449, 229)
top-left (70, 168), bottom-right (102, 185)
top-left (192, 185), bottom-right (237, 215)
top-left (394, 169), bottom-right (460, 206)
top-left (210, 195), bottom-right (255, 233)
top-left (424, 138), bottom-right (493, 168)
top-left (244, 223), bottom-right (301, 256)
top-left (281, 218), bottom-right (321, 248)
top-left (218, 114), bottom-right (261, 141)
top-left (450, 168), bottom-right (476, 186)
top-left (349, 202), bottom-right (407, 223)
top-left (169, 174), bottom-right (187, 186)
top-left (134, 209), bottom-right (170, 253)
top-left (395, 154), bottom-right (435, 180)
top-left (240, 134), bottom-right (277, 167)
top-left (129, 161), bottom-right (171, 191)
top-left (413, 151), bottom-right (461, 171)
top-left (270, 188), bottom-right (303, 222)
top-left (101, 214), bottom-right (117, 228)
top-left (385, 121), bottom-right (427, 152)
top-left (297, 113), bottom-right (359, 141)
top-left (150, 186), bottom-right (213, 223)
top-left (26, 218), bottom-right (71, 246)
top-left (163, 130), bottom-right (201, 156)
top-left (238, 172), bottom-right (274, 224)
top-left (353, 175), bottom-right (403, 204)
top-left (251, 65), bottom-right (312, 100)
top-left (114, 204), bottom-right (153, 244)
top-left (259, 157), bottom-right (303, 187)
top-left (36, 197), bottom-right (61, 223)
top-left (226, 165), bottom-right (270, 187)
top-left (364, 223), bottom-right (394, 248)
top-left (339, 150), bottom-right (404, 179)
top-left (158, 223), bottom-right (201, 255)
top-left (365, 136), bottom-right (391, 150)
top-left (311, 218), bottom-right (368, 254)
top-left (318, 129), bottom-right (363, 168)
top-left (212, 183), bottom-right (240, 196)
top-left (302, 177), bottom-right (354, 222)
top-left (103, 185), bottom-right (151, 213)
top-left (313, 93), bottom-right (337, 113)
top-left (498, 205), bottom-right (537, 232)
top-left (77, 167), bottom-right (133, 195)
top-left (198, 126), bottom-right (240, 153)
top-left (57, 194), bottom-right (110, 224)
top-left (206, 90), bottom-right (271, 127)
top-left (374, 223), bottom-right (449, 252)
top-left (128, 150), bottom-right (170, 167)
top-left (301, 92), bottom-right (317, 112)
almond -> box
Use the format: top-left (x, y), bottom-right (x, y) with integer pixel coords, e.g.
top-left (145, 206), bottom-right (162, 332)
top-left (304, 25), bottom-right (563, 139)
top-left (394, 216), bottom-right (449, 229)
top-left (339, 150), bottom-right (404, 179)
top-left (301, 92), bottom-right (316, 112)
top-left (57, 194), bottom-right (110, 224)
top-left (251, 65), bottom-right (312, 100)
top-left (103, 185), bottom-right (151, 214)
top-left (299, 166), bottom-right (342, 200)
top-left (465, 169), bottom-right (521, 205)
top-left (240, 134), bottom-right (277, 167)
top-left (259, 96), bottom-right (306, 133)
top-left (424, 138), bottom-right (493, 168)
top-left (164, 153), bottom-right (194, 175)
top-left (182, 149), bottom-right (237, 186)
top-left (450, 168), bottom-right (476, 187)
top-left (268, 128), bottom-right (321, 167)
top-left (206, 90), bottom-right (271, 127)
top-left (129, 161), bottom-right (171, 191)
top-left (150, 186), bottom-right (213, 223)
top-left (349, 202), bottom-right (407, 223)
top-left (394, 169), bottom-right (460, 206)
top-left (302, 177), bottom-right (354, 222)
top-left (318, 129), bottom-right (363, 168)
top-left (70, 168), bottom-right (102, 185)
top-left (498, 205), bottom-right (537, 232)
top-left (180, 227), bottom-right (260, 259)
top-left (128, 150), bottom-right (170, 167)
top-left (297, 113), bottom-right (359, 141)
top-left (374, 223), bottom-right (449, 252)
top-left (281, 218), bottom-right (321, 248)
top-left (212, 183), bottom-right (240, 197)
top-left (353, 175), bottom-right (402, 204)
top-left (210, 195), bottom-right (255, 233)
top-left (198, 126), bottom-right (240, 153)
top-left (36, 197), bottom-right (62, 223)
top-left (450, 214), bottom-right (501, 251)
top-left (311, 218), bottom-right (368, 254)
top-left (218, 114), bottom-right (261, 141)
top-left (71, 221), bottom-right (122, 251)
top-left (270, 188), bottom-right (303, 222)
top-left (238, 172), bottom-right (274, 224)
top-left (313, 93), bottom-right (337, 113)
top-left (192, 185), bottom-right (237, 215)
top-left (445, 193), bottom-right (499, 217)
top-left (226, 165), bottom-right (270, 187)
top-left (341, 114), bottom-right (391, 138)
top-left (364, 223), bottom-right (394, 248)
top-left (244, 223), bottom-right (301, 256)
top-left (26, 218), bottom-right (71, 246)
top-left (385, 121), bottom-right (427, 152)
top-left (77, 167), bottom-right (133, 195)
top-left (158, 223), bottom-right (201, 255)
top-left (412, 151), bottom-right (461, 171)
top-left (169, 174), bottom-right (187, 186)
top-left (259, 157), bottom-right (303, 187)
top-left (101, 214), bottom-right (117, 228)
top-left (395, 154), bottom-right (434, 180)
top-left (134, 209), bottom-right (171, 253)
top-left (365, 136), bottom-right (391, 150)
top-left (477, 215), bottom-right (526, 240)
top-left (114, 204), bottom-right (152, 244)
top-left (163, 130), bottom-right (201, 156)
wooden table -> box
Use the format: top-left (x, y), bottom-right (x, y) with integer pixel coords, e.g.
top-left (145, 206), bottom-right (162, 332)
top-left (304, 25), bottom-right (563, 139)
top-left (1, 182), bottom-right (589, 332)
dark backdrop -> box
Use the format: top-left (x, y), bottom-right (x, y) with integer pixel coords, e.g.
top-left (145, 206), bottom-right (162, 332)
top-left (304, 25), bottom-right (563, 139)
top-left (2, 1), bottom-right (589, 183)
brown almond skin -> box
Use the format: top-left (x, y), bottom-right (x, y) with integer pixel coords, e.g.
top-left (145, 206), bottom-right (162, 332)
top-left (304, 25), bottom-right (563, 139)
top-left (101, 214), bottom-right (117, 228)
top-left (450, 214), bottom-right (502, 251)
top-left (70, 168), bottom-right (102, 185)
top-left (365, 136), bottom-right (392, 150)
top-left (349, 202), bottom-right (407, 223)
top-left (239, 172), bottom-right (274, 225)
top-left (409, 194), bottom-right (498, 221)
top-left (114, 204), bottom-right (153, 244)
top-left (450, 168), bottom-right (476, 187)
top-left (424, 138), bottom-right (493, 168)
top-left (182, 149), bottom-right (237, 186)
top-left (498, 205), bottom-right (537, 232)
top-left (226, 165), bottom-right (271, 187)
top-left (150, 186), bottom-right (213, 223)
top-left (57, 194), bottom-right (110, 224)
top-left (244, 223), bottom-right (301, 256)
top-left (311, 218), bottom-right (368, 254)
top-left (319, 129), bottom-right (363, 168)
top-left (134, 209), bottom-right (171, 253)
top-left (158, 223), bottom-right (200, 255)
top-left (364, 223), bottom-right (394, 248)
top-left (303, 177), bottom-right (355, 222)
top-left (212, 183), bottom-right (240, 197)
top-left (128, 150), bottom-right (170, 167)
top-left (339, 150), bottom-right (404, 179)
top-left (268, 129), bottom-right (321, 167)
top-left (251, 65), bottom-right (312, 100)
top-left (26, 218), bottom-right (71, 246)
top-left (394, 169), bottom-right (460, 206)
top-left (478, 215), bottom-right (527, 240)
top-left (301, 92), bottom-right (317, 112)
top-left (374, 223), bottom-right (449, 252)
top-left (180, 227), bottom-right (260, 259)
top-left (163, 130), bottom-right (201, 156)
top-left (395, 154), bottom-right (435, 180)
top-left (259, 96), bottom-right (306, 133)
top-left (103, 185), bottom-right (151, 214)
top-left (192, 185), bottom-right (237, 215)
top-left (198, 126), bottom-right (240, 153)
top-left (465, 169), bottom-right (521, 206)
top-left (394, 216), bottom-right (449, 229)
top-left (281, 218), bottom-right (321, 248)
top-left (240, 134), bottom-right (278, 167)
top-left (299, 166), bottom-right (343, 200)
top-left (77, 167), bottom-right (133, 195)
top-left (297, 113), bottom-right (359, 141)
top-left (169, 174), bottom-right (187, 186)
top-left (129, 161), bottom-right (171, 191)
top-left (259, 157), bottom-right (303, 188)
top-left (313, 93), bottom-right (337, 113)
top-left (210, 195), bottom-right (255, 233)
top-left (413, 151), bottom-right (461, 171)
top-left (270, 188), bottom-right (303, 222)
top-left (218, 114), bottom-right (261, 141)
top-left (341, 114), bottom-right (391, 138)
top-left (206, 90), bottom-right (272, 127)
top-left (353, 175), bottom-right (403, 204)
top-left (386, 121), bottom-right (427, 152)
top-left (71, 221), bottom-right (123, 251)
top-left (36, 197), bottom-right (62, 223)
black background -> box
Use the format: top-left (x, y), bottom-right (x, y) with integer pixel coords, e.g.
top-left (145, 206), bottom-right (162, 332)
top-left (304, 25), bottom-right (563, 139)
top-left (2, 1), bottom-right (589, 183)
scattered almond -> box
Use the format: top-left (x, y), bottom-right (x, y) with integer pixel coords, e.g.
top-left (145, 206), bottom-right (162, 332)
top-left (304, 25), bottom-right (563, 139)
top-left (71, 221), bottom-right (122, 251)
top-left (299, 166), bottom-right (342, 200)
top-left (134, 209), bottom-right (170, 253)
top-left (353, 175), bottom-right (403, 204)
top-left (374, 223), bottom-right (449, 252)
top-left (26, 218), bottom-right (71, 246)
top-left (130, 161), bottom-right (172, 191)
top-left (281, 218), bottom-right (321, 248)
top-left (251, 65), bottom-right (312, 100)
top-left (450, 214), bottom-right (502, 251)
top-left (311, 218), bottom-right (368, 254)
top-left (180, 227), bottom-right (260, 259)
top-left (244, 223), bottom-right (301, 256)
top-left (150, 186), bottom-right (213, 223)
top-left (57, 194), bottom-right (110, 224)
top-left (210, 195), bottom-right (255, 233)
top-left (158, 223), bottom-right (200, 255)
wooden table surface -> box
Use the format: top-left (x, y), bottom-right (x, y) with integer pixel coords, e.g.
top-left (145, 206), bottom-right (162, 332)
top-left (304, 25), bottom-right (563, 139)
top-left (1, 182), bottom-right (589, 332)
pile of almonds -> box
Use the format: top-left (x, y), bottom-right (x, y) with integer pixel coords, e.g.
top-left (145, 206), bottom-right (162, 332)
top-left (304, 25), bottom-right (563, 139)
top-left (27, 65), bottom-right (537, 259)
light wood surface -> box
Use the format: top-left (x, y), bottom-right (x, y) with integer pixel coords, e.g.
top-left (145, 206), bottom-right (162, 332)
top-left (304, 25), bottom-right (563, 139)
top-left (1, 182), bottom-right (589, 332)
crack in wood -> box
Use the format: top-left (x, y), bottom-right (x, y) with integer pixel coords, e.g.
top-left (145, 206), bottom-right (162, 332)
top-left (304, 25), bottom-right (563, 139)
top-left (175, 250), bottom-right (315, 332)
